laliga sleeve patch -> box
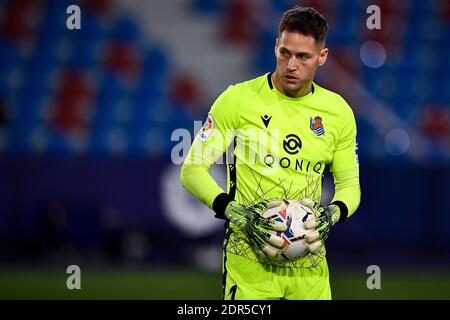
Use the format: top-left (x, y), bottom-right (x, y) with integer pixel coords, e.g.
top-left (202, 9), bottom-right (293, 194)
top-left (197, 114), bottom-right (214, 142)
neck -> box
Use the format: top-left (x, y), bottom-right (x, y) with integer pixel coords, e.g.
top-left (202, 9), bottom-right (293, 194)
top-left (271, 72), bottom-right (312, 98)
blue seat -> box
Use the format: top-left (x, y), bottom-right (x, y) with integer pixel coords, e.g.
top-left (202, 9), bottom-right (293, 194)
top-left (65, 13), bottom-right (104, 70)
top-left (110, 16), bottom-right (139, 43)
top-left (192, 0), bottom-right (224, 15)
top-left (0, 40), bottom-right (20, 89)
top-left (14, 89), bottom-right (49, 122)
top-left (21, 60), bottom-right (58, 91)
top-left (33, 28), bottom-right (64, 61)
top-left (141, 46), bottom-right (169, 80)
top-left (254, 30), bottom-right (276, 71)
top-left (270, 0), bottom-right (295, 14)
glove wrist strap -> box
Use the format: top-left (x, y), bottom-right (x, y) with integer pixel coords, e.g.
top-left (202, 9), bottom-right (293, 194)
top-left (212, 193), bottom-right (233, 220)
top-left (330, 200), bottom-right (349, 224)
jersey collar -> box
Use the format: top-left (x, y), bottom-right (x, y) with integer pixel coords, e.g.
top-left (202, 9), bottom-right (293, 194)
top-left (267, 72), bottom-right (315, 100)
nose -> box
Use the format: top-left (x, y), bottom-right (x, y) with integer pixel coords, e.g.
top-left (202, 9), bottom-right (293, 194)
top-left (287, 57), bottom-right (297, 71)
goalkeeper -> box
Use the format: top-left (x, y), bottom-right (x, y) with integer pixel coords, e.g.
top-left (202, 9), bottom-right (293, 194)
top-left (180, 6), bottom-right (360, 300)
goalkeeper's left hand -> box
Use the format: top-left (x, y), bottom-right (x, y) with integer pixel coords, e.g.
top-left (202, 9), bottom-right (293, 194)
top-left (300, 198), bottom-right (341, 254)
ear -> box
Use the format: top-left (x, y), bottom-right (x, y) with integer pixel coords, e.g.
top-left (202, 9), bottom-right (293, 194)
top-left (274, 38), bottom-right (279, 56)
top-left (318, 47), bottom-right (328, 66)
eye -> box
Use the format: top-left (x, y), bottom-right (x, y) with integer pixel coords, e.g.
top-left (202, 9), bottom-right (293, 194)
top-left (280, 49), bottom-right (289, 57)
top-left (298, 53), bottom-right (310, 60)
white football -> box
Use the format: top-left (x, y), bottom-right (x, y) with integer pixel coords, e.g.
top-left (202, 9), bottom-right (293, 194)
top-left (263, 199), bottom-right (314, 260)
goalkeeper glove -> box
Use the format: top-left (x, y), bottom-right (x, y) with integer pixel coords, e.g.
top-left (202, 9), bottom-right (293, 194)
top-left (300, 198), bottom-right (342, 254)
top-left (224, 200), bottom-right (287, 258)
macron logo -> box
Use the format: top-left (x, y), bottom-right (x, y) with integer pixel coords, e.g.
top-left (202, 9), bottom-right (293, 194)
top-left (261, 115), bottom-right (272, 128)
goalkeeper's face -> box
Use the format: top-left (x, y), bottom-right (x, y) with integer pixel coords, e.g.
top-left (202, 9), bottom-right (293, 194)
top-left (274, 31), bottom-right (328, 97)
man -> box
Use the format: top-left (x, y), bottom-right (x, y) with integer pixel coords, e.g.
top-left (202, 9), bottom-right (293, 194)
top-left (180, 6), bottom-right (360, 300)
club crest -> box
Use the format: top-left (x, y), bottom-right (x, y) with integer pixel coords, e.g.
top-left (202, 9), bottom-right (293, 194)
top-left (310, 116), bottom-right (325, 136)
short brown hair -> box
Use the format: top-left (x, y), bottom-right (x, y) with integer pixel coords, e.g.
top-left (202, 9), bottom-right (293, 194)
top-left (279, 6), bottom-right (328, 43)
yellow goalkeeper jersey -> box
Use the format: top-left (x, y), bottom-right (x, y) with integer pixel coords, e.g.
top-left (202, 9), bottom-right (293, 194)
top-left (182, 73), bottom-right (360, 267)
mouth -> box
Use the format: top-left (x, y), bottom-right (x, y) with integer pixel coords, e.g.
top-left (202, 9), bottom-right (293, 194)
top-left (284, 75), bottom-right (298, 82)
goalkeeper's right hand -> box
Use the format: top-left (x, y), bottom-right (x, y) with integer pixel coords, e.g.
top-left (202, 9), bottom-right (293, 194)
top-left (224, 200), bottom-right (287, 258)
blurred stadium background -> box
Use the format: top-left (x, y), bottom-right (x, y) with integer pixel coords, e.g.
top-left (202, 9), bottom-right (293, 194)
top-left (0, 0), bottom-right (449, 299)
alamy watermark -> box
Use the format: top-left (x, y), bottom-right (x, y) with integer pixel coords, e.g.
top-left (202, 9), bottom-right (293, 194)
top-left (366, 5), bottom-right (381, 30)
top-left (66, 5), bottom-right (81, 30)
top-left (66, 265), bottom-right (81, 290)
top-left (366, 265), bottom-right (381, 290)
